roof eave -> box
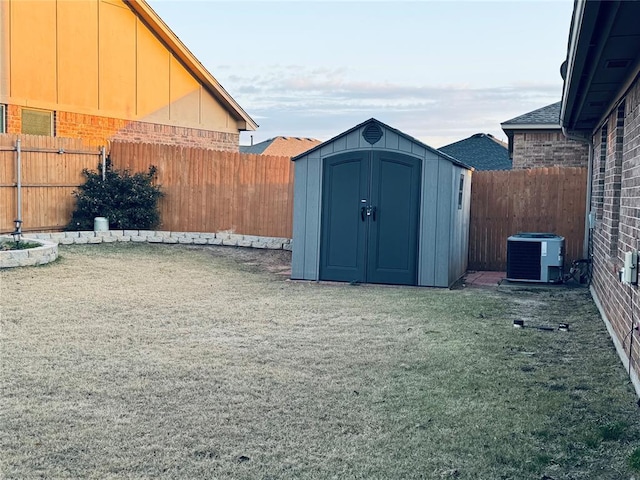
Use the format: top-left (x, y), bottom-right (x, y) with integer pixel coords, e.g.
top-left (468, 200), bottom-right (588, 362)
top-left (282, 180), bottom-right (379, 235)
top-left (560, 0), bottom-right (587, 133)
top-left (500, 123), bottom-right (561, 131)
top-left (560, 0), bottom-right (621, 134)
top-left (127, 0), bottom-right (258, 131)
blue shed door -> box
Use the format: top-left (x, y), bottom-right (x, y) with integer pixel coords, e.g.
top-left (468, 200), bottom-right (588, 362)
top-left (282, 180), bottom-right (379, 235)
top-left (319, 151), bottom-right (421, 285)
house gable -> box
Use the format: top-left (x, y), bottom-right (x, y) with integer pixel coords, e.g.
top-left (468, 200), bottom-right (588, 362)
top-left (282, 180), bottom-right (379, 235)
top-left (0, 0), bottom-right (256, 134)
top-left (500, 102), bottom-right (588, 168)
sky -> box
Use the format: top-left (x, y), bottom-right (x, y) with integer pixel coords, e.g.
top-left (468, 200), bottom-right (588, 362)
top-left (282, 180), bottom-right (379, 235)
top-left (147, 0), bottom-right (575, 148)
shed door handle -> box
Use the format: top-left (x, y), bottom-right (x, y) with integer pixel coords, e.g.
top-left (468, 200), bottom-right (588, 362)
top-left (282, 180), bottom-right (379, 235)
top-left (361, 206), bottom-right (366, 222)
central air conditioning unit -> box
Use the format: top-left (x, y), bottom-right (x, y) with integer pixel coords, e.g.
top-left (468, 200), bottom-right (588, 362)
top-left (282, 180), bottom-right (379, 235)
top-left (506, 233), bottom-right (564, 283)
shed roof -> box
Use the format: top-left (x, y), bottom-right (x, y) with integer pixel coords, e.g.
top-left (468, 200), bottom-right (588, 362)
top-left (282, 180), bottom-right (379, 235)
top-left (501, 102), bottom-right (561, 130)
top-left (240, 137), bottom-right (321, 156)
top-left (439, 133), bottom-right (511, 171)
top-left (292, 118), bottom-right (472, 170)
top-left (127, 0), bottom-right (257, 131)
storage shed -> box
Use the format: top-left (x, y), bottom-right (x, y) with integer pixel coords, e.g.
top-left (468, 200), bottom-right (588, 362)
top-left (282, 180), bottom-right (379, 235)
top-left (291, 118), bottom-right (473, 287)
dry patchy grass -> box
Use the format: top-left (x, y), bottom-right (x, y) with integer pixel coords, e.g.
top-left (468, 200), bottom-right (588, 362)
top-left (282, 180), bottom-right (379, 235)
top-left (1, 243), bottom-right (639, 479)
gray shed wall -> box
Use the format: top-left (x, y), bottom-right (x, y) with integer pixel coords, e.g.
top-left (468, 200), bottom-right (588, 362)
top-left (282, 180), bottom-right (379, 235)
top-left (449, 167), bottom-right (472, 286)
top-left (291, 122), bottom-right (471, 287)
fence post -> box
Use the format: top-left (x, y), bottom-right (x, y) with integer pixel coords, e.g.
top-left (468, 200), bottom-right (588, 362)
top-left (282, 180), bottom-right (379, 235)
top-left (101, 146), bottom-right (106, 181)
top-left (15, 138), bottom-right (22, 227)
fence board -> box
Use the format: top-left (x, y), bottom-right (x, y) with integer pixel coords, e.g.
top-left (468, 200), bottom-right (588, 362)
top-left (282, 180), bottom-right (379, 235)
top-left (0, 134), bottom-right (101, 233)
top-left (109, 142), bottom-right (295, 238)
top-left (469, 167), bottom-right (588, 271)
top-left (2, 134), bottom-right (588, 273)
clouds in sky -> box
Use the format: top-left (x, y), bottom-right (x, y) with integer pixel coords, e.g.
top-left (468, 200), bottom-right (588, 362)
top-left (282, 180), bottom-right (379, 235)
top-left (225, 65), bottom-right (561, 147)
top-left (147, 1), bottom-right (572, 149)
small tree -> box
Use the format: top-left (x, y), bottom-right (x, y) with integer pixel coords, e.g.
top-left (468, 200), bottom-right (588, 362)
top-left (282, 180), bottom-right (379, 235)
top-left (67, 158), bottom-right (164, 231)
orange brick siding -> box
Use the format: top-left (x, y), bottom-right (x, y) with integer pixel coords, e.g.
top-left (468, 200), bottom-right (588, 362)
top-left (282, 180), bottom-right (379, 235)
top-left (4, 105), bottom-right (239, 151)
top-left (6, 104), bottom-right (22, 133)
top-left (512, 130), bottom-right (589, 169)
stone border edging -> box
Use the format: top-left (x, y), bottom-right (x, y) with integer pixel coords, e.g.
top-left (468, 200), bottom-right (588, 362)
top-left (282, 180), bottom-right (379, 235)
top-left (0, 236), bottom-right (59, 268)
top-left (21, 230), bottom-right (293, 251)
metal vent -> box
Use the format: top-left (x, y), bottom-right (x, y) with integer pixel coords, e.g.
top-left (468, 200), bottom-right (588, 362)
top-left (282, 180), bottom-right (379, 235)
top-left (605, 59), bottom-right (630, 69)
top-left (362, 123), bottom-right (383, 145)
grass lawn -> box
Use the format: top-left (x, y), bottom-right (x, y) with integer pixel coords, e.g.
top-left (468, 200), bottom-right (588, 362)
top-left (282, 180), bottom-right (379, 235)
top-left (1, 243), bottom-right (639, 479)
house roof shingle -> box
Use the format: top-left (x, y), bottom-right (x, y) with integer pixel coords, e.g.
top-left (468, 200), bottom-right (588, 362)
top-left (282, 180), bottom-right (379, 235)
top-left (439, 133), bottom-right (511, 171)
top-left (501, 102), bottom-right (561, 128)
top-left (240, 137), bottom-right (322, 157)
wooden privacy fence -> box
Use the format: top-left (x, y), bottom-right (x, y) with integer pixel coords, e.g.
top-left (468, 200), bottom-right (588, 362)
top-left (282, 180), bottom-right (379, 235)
top-left (469, 167), bottom-right (588, 271)
top-left (0, 134), bottom-right (105, 233)
top-left (109, 142), bottom-right (294, 238)
top-left (1, 134), bottom-right (588, 273)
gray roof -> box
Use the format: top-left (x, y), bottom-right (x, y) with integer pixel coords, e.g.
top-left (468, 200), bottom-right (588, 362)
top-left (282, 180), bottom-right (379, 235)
top-left (501, 102), bottom-right (561, 128)
top-left (240, 139), bottom-right (273, 154)
top-left (439, 133), bottom-right (511, 171)
top-left (240, 136), bottom-right (321, 156)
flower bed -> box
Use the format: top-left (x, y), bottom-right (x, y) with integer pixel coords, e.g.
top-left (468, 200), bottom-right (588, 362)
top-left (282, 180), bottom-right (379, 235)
top-left (0, 236), bottom-right (58, 268)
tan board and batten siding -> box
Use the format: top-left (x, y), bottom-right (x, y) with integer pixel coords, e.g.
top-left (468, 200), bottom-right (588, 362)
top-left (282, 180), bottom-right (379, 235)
top-left (291, 120), bottom-right (472, 288)
top-left (0, 0), bottom-right (238, 133)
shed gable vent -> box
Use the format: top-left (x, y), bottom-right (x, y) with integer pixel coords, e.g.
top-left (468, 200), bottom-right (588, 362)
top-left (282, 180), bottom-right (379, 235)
top-left (362, 123), bottom-right (383, 145)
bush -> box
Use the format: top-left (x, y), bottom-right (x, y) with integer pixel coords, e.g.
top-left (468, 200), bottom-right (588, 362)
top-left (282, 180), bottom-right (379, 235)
top-left (67, 158), bottom-right (163, 231)
top-left (629, 447), bottom-right (640, 472)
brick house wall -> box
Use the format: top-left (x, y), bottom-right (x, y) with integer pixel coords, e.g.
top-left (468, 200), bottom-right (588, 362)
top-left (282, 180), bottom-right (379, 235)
top-left (5, 104), bottom-right (239, 151)
top-left (511, 130), bottom-right (589, 169)
top-left (590, 78), bottom-right (640, 384)
top-left (6, 104), bottom-right (21, 133)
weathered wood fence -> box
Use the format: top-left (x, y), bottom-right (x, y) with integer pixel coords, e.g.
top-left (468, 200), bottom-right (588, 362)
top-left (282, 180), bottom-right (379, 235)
top-left (109, 142), bottom-right (294, 238)
top-left (468, 167), bottom-right (588, 271)
top-left (0, 135), bottom-right (294, 238)
top-left (0, 134), bottom-right (104, 233)
top-left (1, 134), bottom-right (588, 272)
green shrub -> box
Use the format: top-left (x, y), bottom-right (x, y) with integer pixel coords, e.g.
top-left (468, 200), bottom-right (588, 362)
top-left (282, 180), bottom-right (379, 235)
top-left (629, 447), bottom-right (640, 471)
top-left (67, 158), bottom-right (163, 231)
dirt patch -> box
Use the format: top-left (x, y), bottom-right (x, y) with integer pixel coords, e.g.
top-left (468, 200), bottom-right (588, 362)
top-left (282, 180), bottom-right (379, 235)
top-left (185, 244), bottom-right (292, 277)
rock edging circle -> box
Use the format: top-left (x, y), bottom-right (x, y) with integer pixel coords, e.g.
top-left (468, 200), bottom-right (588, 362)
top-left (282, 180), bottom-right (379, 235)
top-left (0, 236), bottom-right (59, 269)
top-left (1, 230), bottom-right (292, 269)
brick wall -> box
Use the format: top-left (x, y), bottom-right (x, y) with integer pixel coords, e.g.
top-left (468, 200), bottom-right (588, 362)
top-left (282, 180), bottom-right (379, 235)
top-left (590, 78), bottom-right (640, 389)
top-left (512, 130), bottom-right (589, 169)
top-left (6, 104), bottom-right (21, 133)
top-left (4, 105), bottom-right (240, 151)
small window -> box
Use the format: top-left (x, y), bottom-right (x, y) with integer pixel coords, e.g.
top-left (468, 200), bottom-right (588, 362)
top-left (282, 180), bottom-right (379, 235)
top-left (0, 104), bottom-right (6, 133)
top-left (458, 174), bottom-right (464, 209)
top-left (21, 108), bottom-right (54, 136)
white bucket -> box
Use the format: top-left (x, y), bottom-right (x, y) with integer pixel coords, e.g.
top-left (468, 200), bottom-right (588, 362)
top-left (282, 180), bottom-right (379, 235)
top-left (94, 217), bottom-right (109, 232)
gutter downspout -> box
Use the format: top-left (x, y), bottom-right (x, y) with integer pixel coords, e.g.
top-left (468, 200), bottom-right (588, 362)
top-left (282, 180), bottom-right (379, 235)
top-left (561, 127), bottom-right (592, 258)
